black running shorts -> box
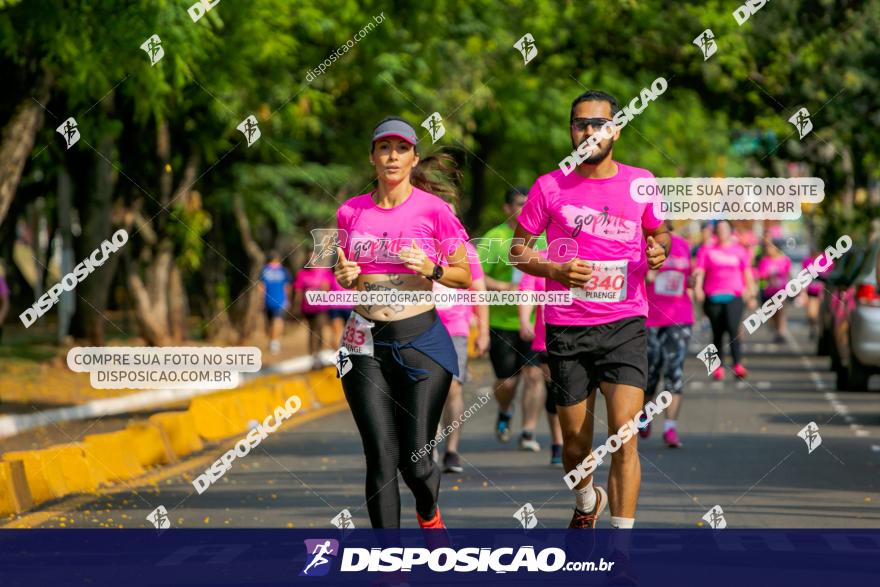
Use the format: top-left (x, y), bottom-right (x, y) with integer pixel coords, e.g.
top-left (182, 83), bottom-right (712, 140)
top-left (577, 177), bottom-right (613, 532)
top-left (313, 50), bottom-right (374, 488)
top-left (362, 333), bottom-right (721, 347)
top-left (488, 328), bottom-right (534, 379)
top-left (546, 317), bottom-right (648, 406)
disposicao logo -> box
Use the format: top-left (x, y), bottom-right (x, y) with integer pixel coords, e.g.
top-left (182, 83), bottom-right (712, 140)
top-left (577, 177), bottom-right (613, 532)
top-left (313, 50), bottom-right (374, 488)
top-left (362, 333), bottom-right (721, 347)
top-left (300, 539), bottom-right (340, 577)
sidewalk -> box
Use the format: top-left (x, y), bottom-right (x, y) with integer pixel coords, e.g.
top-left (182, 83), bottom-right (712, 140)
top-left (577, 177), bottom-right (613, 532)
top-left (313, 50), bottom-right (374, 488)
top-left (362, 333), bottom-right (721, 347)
top-left (0, 320), bottom-right (333, 452)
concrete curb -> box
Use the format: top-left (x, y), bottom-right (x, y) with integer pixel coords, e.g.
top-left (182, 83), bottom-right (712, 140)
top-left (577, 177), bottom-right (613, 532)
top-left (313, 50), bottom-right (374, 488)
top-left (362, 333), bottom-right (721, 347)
top-left (0, 362), bottom-right (347, 517)
top-left (0, 349), bottom-right (337, 439)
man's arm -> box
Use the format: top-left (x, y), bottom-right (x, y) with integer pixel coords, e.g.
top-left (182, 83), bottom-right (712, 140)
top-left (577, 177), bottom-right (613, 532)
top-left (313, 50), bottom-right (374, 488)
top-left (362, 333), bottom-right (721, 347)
top-left (510, 223), bottom-right (591, 287)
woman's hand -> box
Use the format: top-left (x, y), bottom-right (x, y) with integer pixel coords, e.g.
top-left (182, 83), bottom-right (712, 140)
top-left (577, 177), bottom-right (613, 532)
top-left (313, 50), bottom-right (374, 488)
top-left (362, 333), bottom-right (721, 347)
top-left (519, 322), bottom-right (535, 343)
top-left (334, 247), bottom-right (361, 288)
top-left (398, 240), bottom-right (434, 277)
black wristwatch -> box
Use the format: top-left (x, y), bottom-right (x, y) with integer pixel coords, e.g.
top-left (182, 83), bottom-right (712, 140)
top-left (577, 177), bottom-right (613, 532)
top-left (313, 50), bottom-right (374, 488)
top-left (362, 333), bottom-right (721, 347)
top-left (428, 264), bottom-right (444, 281)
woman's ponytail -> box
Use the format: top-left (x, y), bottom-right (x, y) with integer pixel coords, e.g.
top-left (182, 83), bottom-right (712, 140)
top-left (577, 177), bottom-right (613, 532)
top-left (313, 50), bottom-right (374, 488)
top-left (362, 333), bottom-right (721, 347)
top-left (411, 151), bottom-right (462, 212)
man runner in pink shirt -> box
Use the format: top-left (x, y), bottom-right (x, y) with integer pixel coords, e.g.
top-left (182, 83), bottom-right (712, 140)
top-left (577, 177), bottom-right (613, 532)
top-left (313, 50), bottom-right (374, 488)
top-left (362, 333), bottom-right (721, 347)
top-left (510, 90), bottom-right (669, 532)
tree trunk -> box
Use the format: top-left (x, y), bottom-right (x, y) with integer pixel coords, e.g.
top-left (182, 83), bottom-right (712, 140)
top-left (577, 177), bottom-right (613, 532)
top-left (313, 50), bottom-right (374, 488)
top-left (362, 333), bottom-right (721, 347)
top-left (57, 169), bottom-right (75, 342)
top-left (70, 93), bottom-right (121, 345)
top-left (124, 130), bottom-right (200, 346)
top-left (232, 194), bottom-right (265, 343)
top-left (0, 72), bottom-right (54, 227)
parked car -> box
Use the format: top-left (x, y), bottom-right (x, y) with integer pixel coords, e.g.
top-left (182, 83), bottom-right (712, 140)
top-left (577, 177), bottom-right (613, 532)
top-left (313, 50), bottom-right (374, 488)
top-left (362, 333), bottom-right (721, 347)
top-left (827, 240), bottom-right (880, 390)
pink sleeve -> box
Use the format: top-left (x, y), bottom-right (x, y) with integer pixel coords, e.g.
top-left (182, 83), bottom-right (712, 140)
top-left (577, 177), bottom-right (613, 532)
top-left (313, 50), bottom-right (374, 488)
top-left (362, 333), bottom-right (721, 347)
top-left (293, 271), bottom-right (304, 289)
top-left (336, 207), bottom-right (351, 258)
top-left (465, 242), bottom-right (484, 281)
top-left (518, 179), bottom-right (549, 235)
top-left (756, 257), bottom-right (768, 278)
top-left (433, 205), bottom-right (467, 258)
top-left (639, 174), bottom-right (663, 231)
top-left (695, 246), bottom-right (707, 270)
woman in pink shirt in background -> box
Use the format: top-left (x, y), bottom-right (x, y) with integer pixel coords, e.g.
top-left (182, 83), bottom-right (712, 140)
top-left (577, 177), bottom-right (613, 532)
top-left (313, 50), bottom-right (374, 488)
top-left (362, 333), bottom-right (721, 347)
top-left (643, 225), bottom-right (693, 447)
top-left (292, 266), bottom-right (334, 357)
top-left (757, 236), bottom-right (793, 343)
top-left (435, 240), bottom-right (490, 473)
top-left (517, 254), bottom-right (564, 466)
top-left (694, 220), bottom-right (757, 380)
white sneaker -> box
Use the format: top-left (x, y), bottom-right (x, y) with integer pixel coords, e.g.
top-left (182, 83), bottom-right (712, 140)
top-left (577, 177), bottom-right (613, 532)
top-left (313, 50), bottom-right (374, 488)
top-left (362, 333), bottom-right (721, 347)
top-left (519, 435), bottom-right (541, 452)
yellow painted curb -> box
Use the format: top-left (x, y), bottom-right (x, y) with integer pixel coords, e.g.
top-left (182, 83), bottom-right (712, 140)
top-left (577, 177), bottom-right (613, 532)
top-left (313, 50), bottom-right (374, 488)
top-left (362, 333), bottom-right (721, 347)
top-left (147, 411), bottom-right (204, 458)
top-left (3, 450), bottom-right (58, 505)
top-left (307, 368), bottom-right (344, 406)
top-left (280, 378), bottom-right (315, 410)
top-left (0, 460), bottom-right (32, 515)
top-left (125, 422), bottom-right (176, 467)
top-left (188, 395), bottom-right (238, 440)
top-left (83, 431), bottom-right (145, 483)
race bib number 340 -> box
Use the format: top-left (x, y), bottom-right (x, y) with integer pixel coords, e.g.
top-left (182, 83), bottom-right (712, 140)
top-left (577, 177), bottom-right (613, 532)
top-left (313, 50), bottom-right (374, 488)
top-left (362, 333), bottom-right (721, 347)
top-left (572, 260), bottom-right (628, 303)
top-left (342, 312), bottom-right (374, 356)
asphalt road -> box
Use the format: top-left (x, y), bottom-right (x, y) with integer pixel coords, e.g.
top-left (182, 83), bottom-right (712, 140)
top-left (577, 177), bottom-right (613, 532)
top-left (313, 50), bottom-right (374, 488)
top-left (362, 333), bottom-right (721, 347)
top-left (9, 307), bottom-right (880, 530)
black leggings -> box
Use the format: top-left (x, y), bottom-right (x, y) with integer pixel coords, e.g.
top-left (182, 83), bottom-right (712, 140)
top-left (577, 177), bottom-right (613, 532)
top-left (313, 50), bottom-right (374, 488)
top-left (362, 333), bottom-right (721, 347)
top-left (703, 297), bottom-right (744, 366)
top-left (341, 311), bottom-right (452, 528)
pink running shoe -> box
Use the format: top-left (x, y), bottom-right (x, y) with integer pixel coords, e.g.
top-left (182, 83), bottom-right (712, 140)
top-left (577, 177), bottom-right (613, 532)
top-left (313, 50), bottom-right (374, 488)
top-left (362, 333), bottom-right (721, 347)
top-left (663, 427), bottom-right (682, 448)
top-left (733, 363), bottom-right (748, 379)
top-left (712, 366), bottom-right (725, 381)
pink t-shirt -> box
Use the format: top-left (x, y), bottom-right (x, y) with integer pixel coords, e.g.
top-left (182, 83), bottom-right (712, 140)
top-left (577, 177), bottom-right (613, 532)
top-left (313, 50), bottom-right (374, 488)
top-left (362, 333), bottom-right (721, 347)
top-left (758, 255), bottom-right (792, 295)
top-left (646, 233), bottom-right (694, 327)
top-left (696, 242), bottom-right (749, 297)
top-left (437, 242), bottom-right (484, 337)
top-left (337, 187), bottom-right (467, 275)
top-left (519, 271), bottom-right (546, 352)
top-left (295, 267), bottom-right (333, 314)
top-left (518, 164), bottom-right (663, 326)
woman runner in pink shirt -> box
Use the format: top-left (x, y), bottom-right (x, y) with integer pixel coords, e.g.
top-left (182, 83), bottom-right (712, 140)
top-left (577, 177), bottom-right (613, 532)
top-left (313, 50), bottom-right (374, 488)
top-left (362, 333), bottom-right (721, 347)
top-left (333, 117), bottom-right (472, 530)
top-left (642, 224), bottom-right (694, 447)
top-left (757, 235), bottom-right (793, 343)
top-left (694, 220), bottom-right (757, 380)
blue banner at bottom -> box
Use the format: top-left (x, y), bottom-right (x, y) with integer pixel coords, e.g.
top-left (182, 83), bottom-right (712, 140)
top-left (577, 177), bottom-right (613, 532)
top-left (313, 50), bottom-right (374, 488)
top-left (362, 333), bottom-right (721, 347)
top-left (1, 529), bottom-right (878, 586)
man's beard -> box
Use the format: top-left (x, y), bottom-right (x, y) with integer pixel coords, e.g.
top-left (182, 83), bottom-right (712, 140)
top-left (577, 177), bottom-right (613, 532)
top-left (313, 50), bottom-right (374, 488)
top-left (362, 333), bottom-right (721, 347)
top-left (575, 136), bottom-right (614, 164)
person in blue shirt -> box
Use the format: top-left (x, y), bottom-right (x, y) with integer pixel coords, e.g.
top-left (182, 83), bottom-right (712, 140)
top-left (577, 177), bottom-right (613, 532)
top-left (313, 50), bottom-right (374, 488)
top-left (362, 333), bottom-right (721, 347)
top-left (259, 251), bottom-right (292, 354)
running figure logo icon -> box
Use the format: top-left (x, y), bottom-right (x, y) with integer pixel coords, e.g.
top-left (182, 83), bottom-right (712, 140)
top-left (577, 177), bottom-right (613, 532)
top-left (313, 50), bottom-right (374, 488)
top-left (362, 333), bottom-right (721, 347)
top-left (140, 34), bottom-right (164, 66)
top-left (797, 421), bottom-right (822, 454)
top-left (146, 505), bottom-right (171, 530)
top-left (421, 112), bottom-right (446, 143)
top-left (331, 509), bottom-right (355, 530)
top-left (237, 115), bottom-right (261, 147)
top-left (697, 344), bottom-right (721, 375)
top-left (788, 108), bottom-right (813, 139)
top-left (335, 347), bottom-right (352, 378)
top-left (513, 503), bottom-right (538, 529)
top-left (300, 539), bottom-right (339, 577)
top-left (513, 33), bottom-right (538, 65)
top-left (693, 29), bottom-right (717, 60)
top-left (702, 505), bottom-right (727, 529)
top-left (56, 117), bottom-right (80, 149)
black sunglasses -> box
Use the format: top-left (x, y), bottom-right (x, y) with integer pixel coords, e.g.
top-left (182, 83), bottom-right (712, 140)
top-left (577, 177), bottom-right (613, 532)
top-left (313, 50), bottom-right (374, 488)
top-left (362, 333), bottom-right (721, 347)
top-left (570, 117), bottom-right (613, 131)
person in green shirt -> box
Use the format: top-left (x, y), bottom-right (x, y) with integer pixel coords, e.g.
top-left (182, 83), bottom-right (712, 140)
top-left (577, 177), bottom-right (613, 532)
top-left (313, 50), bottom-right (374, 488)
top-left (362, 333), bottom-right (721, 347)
top-left (478, 187), bottom-right (547, 450)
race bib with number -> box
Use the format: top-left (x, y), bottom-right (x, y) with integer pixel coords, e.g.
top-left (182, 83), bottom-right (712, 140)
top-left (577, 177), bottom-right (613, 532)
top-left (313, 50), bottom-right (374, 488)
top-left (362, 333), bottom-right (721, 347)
top-left (571, 260), bottom-right (628, 303)
top-left (653, 270), bottom-right (685, 297)
top-left (342, 312), bottom-right (374, 356)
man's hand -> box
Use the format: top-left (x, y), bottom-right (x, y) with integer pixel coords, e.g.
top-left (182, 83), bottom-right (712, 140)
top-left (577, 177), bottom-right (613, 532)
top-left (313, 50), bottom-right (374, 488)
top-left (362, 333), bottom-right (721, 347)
top-left (475, 330), bottom-right (490, 356)
top-left (550, 259), bottom-right (592, 288)
top-left (519, 322), bottom-right (535, 343)
top-left (646, 236), bottom-right (666, 270)
top-left (334, 247), bottom-right (361, 288)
